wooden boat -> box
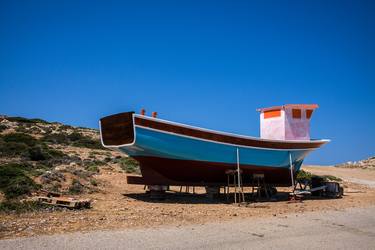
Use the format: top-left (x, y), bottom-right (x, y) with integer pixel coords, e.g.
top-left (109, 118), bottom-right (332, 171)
top-left (99, 105), bottom-right (329, 187)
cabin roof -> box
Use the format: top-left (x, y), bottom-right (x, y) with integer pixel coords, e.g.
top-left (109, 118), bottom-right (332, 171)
top-left (256, 104), bottom-right (319, 112)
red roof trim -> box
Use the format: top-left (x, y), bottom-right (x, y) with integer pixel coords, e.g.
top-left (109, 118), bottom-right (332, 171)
top-left (256, 104), bottom-right (319, 112)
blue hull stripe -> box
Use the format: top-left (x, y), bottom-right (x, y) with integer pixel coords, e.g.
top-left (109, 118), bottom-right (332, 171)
top-left (118, 126), bottom-right (312, 171)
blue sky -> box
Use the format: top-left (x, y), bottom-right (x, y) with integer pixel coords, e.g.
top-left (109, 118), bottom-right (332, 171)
top-left (0, 0), bottom-right (374, 165)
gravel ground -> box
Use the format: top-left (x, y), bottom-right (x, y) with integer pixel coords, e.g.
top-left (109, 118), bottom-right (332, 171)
top-left (1, 166), bottom-right (375, 239)
top-left (1, 206), bottom-right (374, 250)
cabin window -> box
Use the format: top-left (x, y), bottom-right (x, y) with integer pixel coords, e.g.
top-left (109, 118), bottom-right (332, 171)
top-left (264, 110), bottom-right (281, 119)
top-left (292, 109), bottom-right (301, 119)
top-left (306, 109), bottom-right (313, 119)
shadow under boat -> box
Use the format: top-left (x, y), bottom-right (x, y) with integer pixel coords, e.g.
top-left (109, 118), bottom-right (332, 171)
top-left (122, 189), bottom-right (341, 204)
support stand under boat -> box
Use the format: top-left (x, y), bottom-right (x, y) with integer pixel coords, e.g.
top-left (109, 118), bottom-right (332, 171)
top-left (236, 148), bottom-right (245, 204)
top-left (289, 152), bottom-right (295, 190)
top-left (224, 148), bottom-right (245, 204)
top-left (147, 185), bottom-right (169, 200)
top-left (288, 151), bottom-right (299, 201)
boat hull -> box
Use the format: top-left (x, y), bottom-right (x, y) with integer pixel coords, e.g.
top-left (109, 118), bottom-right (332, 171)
top-left (100, 112), bottom-right (328, 187)
top-left (130, 156), bottom-right (296, 186)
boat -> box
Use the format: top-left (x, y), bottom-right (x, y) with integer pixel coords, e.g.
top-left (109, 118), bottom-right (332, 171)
top-left (99, 104), bottom-right (329, 187)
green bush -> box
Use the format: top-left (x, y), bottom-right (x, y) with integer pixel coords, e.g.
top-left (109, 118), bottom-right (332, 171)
top-left (42, 133), bottom-right (69, 144)
top-left (296, 169), bottom-right (342, 182)
top-left (6, 117), bottom-right (49, 124)
top-left (0, 124), bottom-right (7, 132)
top-left (67, 132), bottom-right (82, 141)
top-left (49, 183), bottom-right (62, 193)
top-left (119, 157), bottom-right (140, 174)
top-left (0, 132), bottom-right (69, 162)
top-left (84, 159), bottom-right (105, 173)
top-left (86, 165), bottom-right (99, 173)
top-left (0, 200), bottom-right (49, 214)
top-left (90, 179), bottom-right (98, 186)
top-left (45, 147), bottom-right (67, 159)
top-left (28, 146), bottom-right (47, 161)
top-left (59, 124), bottom-right (73, 130)
top-left (68, 179), bottom-right (84, 194)
top-left (28, 143), bottom-right (67, 161)
top-left (296, 169), bottom-right (313, 182)
top-left (322, 175), bottom-right (342, 182)
top-left (0, 140), bottom-right (29, 157)
top-left (15, 126), bottom-right (28, 133)
top-left (2, 133), bottom-right (37, 146)
top-left (42, 132), bottom-right (104, 150)
top-left (0, 164), bottom-right (40, 199)
top-left (72, 136), bottom-right (103, 149)
top-left (4, 177), bottom-right (39, 199)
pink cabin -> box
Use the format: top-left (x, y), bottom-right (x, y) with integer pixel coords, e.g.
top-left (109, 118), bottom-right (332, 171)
top-left (257, 104), bottom-right (319, 141)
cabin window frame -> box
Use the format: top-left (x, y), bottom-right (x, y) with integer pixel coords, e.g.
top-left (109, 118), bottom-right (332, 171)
top-left (306, 109), bottom-right (313, 119)
top-left (292, 109), bottom-right (302, 119)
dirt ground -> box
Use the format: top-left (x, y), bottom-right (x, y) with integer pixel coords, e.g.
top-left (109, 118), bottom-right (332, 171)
top-left (1, 165), bottom-right (375, 239)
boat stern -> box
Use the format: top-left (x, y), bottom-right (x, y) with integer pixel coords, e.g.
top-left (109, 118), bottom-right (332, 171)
top-left (99, 112), bottom-right (135, 147)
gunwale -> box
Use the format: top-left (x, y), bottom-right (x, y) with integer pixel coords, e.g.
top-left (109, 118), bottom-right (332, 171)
top-left (133, 114), bottom-right (328, 150)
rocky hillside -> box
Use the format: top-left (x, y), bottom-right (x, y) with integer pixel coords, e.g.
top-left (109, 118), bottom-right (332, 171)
top-left (0, 115), bottom-right (139, 202)
top-left (335, 156), bottom-right (375, 170)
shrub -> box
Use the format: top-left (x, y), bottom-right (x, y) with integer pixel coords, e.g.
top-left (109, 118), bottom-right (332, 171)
top-left (29, 168), bottom-right (46, 177)
top-left (84, 160), bottom-right (105, 173)
top-left (68, 179), bottom-right (84, 194)
top-left (72, 169), bottom-right (93, 179)
top-left (72, 136), bottom-right (103, 149)
top-left (60, 124), bottom-right (73, 130)
top-left (0, 200), bottom-right (49, 214)
top-left (0, 140), bottom-right (29, 157)
top-left (42, 132), bottom-right (104, 150)
top-left (322, 175), bottom-right (342, 182)
top-left (296, 170), bottom-right (313, 182)
top-left (29, 126), bottom-right (42, 134)
top-left (0, 132), bottom-right (67, 161)
top-left (86, 165), bottom-right (99, 173)
top-left (15, 126), bottom-right (28, 133)
top-left (2, 133), bottom-right (37, 146)
top-left (296, 170), bottom-right (342, 182)
top-left (28, 143), bottom-right (67, 161)
top-left (4, 177), bottom-right (40, 199)
top-left (90, 179), bottom-right (98, 186)
top-left (28, 146), bottom-right (47, 161)
top-left (0, 164), bottom-right (40, 199)
top-left (49, 183), bottom-right (62, 192)
top-left (45, 147), bottom-right (67, 159)
top-left (40, 171), bottom-right (65, 184)
top-left (42, 133), bottom-right (69, 144)
top-left (0, 124), bottom-right (7, 132)
top-left (119, 157), bottom-right (140, 174)
top-left (6, 117), bottom-right (49, 124)
top-left (67, 132), bottom-right (82, 141)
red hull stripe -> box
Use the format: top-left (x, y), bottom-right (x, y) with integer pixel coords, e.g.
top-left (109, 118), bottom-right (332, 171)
top-left (132, 156), bottom-right (293, 186)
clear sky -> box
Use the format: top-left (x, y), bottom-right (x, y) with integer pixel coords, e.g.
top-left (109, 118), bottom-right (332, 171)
top-left (1, 0), bottom-right (374, 165)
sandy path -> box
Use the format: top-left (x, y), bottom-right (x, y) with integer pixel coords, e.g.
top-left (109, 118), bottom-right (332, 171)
top-left (1, 206), bottom-right (374, 250)
top-left (304, 166), bottom-right (375, 188)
